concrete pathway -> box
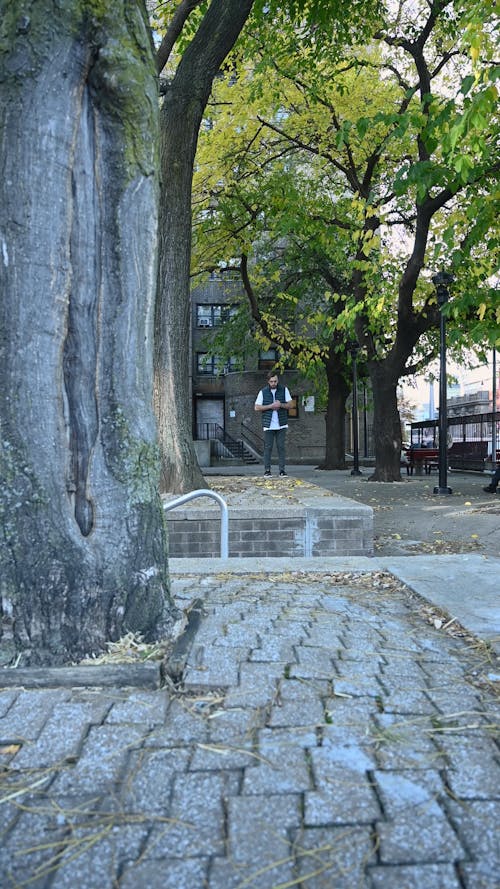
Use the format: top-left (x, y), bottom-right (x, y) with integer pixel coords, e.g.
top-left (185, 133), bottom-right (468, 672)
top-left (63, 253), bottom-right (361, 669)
top-left (1, 560), bottom-right (499, 888)
top-left (1, 469), bottom-right (499, 887)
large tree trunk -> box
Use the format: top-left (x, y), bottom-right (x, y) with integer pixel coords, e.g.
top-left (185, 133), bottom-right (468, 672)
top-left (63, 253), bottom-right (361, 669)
top-left (368, 363), bottom-right (403, 482)
top-left (318, 352), bottom-right (349, 469)
top-left (154, 0), bottom-right (254, 494)
top-left (0, 0), bottom-right (176, 665)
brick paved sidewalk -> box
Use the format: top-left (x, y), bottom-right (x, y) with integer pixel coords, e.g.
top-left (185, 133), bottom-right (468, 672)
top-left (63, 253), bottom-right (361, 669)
top-left (1, 569), bottom-right (498, 888)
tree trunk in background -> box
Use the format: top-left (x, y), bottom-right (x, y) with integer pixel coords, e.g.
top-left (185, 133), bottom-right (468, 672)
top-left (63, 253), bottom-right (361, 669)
top-left (155, 0), bottom-right (254, 493)
top-left (0, 0), bottom-right (176, 665)
top-left (368, 363), bottom-right (403, 481)
top-left (319, 352), bottom-right (349, 469)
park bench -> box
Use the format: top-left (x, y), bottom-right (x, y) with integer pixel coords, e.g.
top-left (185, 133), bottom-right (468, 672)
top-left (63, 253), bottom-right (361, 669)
top-left (404, 447), bottom-right (439, 475)
top-left (448, 441), bottom-right (489, 472)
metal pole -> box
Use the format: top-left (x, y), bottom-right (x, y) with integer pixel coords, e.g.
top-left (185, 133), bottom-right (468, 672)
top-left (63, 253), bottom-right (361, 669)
top-left (492, 349), bottom-right (497, 469)
top-left (362, 383), bottom-right (368, 458)
top-left (350, 345), bottom-right (362, 476)
top-left (432, 273), bottom-right (453, 495)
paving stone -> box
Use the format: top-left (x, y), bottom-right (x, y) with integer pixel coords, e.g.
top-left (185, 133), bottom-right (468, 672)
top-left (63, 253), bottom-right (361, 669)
top-left (440, 738), bottom-right (500, 800)
top-left (224, 662), bottom-right (284, 708)
top-left (377, 637), bottom-right (426, 655)
top-left (293, 825), bottom-right (375, 889)
top-left (144, 773), bottom-right (225, 858)
top-left (119, 856), bottom-right (210, 889)
top-left (0, 806), bottom-right (68, 888)
top-left (189, 743), bottom-right (255, 770)
top-left (0, 689), bottom-right (70, 741)
top-left (267, 697), bottom-right (325, 728)
top-left (305, 745), bottom-right (380, 826)
top-left (122, 748), bottom-right (190, 814)
top-left (9, 701), bottom-right (105, 768)
top-left (420, 661), bottom-right (470, 688)
top-left (316, 592), bottom-right (354, 614)
top-left (322, 698), bottom-right (376, 746)
top-left (372, 714), bottom-right (445, 770)
top-left (249, 637), bottom-right (298, 663)
top-left (144, 698), bottom-right (208, 747)
top-left (279, 677), bottom-right (331, 700)
top-left (207, 705), bottom-right (261, 742)
top-left (369, 863), bottom-right (463, 888)
top-left (376, 813), bottom-right (465, 864)
top-left (208, 856), bottom-right (296, 889)
top-left (377, 688), bottom-right (439, 715)
top-left (189, 707), bottom-right (258, 770)
top-left (446, 799), bottom-right (500, 867)
top-left (243, 737), bottom-right (311, 794)
top-left (380, 657), bottom-right (430, 685)
top-left (211, 623), bottom-right (261, 648)
top-left (289, 645), bottom-right (336, 679)
top-left (49, 823), bottom-right (150, 889)
top-left (105, 690), bottom-right (169, 726)
top-left (373, 770), bottom-right (446, 818)
top-left (183, 647), bottom-right (247, 688)
top-left (257, 725), bottom-right (319, 748)
top-left (0, 690), bottom-right (19, 718)
top-left (227, 794), bottom-right (301, 865)
top-left (0, 800), bottom-right (20, 838)
top-left (425, 686), bottom-right (485, 712)
top-left (51, 725), bottom-right (144, 795)
top-left (333, 668), bottom-right (384, 698)
top-left (460, 861), bottom-right (500, 889)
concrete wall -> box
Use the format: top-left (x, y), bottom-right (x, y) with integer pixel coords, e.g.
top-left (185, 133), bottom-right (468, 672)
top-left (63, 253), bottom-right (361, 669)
top-left (165, 500), bottom-right (373, 559)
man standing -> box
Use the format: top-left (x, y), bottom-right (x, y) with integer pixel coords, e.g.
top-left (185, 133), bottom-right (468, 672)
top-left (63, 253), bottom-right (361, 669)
top-left (255, 371), bottom-right (294, 476)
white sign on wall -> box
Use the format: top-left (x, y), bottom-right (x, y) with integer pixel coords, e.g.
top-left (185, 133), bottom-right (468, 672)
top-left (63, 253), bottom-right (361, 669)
top-left (303, 396), bottom-right (315, 412)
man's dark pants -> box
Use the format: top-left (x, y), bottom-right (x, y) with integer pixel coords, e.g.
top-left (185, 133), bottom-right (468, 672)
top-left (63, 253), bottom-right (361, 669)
top-left (264, 428), bottom-right (286, 473)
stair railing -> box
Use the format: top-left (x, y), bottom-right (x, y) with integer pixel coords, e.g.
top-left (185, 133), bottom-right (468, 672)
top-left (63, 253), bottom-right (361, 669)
top-left (163, 489), bottom-right (229, 559)
top-left (241, 422), bottom-right (263, 455)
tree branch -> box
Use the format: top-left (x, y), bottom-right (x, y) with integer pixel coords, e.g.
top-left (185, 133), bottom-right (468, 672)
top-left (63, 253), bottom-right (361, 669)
top-left (156, 0), bottom-right (204, 74)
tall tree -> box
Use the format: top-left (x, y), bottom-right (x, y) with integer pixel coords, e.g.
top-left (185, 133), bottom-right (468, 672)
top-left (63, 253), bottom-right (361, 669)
top-left (153, 0), bottom-right (254, 493)
top-left (153, 0), bottom-right (384, 490)
top-left (192, 0), bottom-right (499, 480)
top-left (0, 0), bottom-right (175, 665)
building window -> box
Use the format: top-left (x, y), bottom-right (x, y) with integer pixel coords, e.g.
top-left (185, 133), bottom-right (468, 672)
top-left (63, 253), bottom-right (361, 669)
top-left (288, 395), bottom-right (299, 419)
top-left (258, 348), bottom-right (278, 369)
top-left (196, 304), bottom-right (237, 328)
top-left (196, 353), bottom-right (238, 375)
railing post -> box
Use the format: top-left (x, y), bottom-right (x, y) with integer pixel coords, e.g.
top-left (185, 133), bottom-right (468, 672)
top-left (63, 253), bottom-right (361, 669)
top-left (163, 489), bottom-right (229, 559)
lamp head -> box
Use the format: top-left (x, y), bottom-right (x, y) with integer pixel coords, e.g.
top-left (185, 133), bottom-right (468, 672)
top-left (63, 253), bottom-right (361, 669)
top-left (432, 271), bottom-right (454, 288)
top-left (432, 271), bottom-right (454, 306)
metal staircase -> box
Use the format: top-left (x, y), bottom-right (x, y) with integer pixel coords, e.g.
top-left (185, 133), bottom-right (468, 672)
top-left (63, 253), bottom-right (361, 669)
top-left (214, 425), bottom-right (259, 464)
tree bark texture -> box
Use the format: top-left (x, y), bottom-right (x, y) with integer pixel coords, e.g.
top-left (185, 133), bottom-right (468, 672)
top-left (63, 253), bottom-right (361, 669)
top-left (367, 362), bottom-right (403, 482)
top-left (320, 352), bottom-right (349, 470)
top-left (154, 0), bottom-right (254, 493)
top-left (0, 0), bottom-right (175, 665)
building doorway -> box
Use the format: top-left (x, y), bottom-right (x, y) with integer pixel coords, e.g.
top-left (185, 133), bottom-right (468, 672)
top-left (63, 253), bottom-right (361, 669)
top-left (195, 397), bottom-right (224, 440)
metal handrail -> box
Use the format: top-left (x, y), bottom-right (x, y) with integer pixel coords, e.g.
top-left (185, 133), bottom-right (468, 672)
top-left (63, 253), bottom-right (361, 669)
top-left (241, 422), bottom-right (263, 454)
top-left (163, 489), bottom-right (229, 559)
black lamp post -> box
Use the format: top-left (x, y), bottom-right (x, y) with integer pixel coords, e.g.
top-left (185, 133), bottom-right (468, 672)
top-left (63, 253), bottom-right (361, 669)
top-left (432, 271), bottom-right (454, 496)
top-left (362, 382), bottom-right (369, 458)
top-left (348, 342), bottom-right (362, 476)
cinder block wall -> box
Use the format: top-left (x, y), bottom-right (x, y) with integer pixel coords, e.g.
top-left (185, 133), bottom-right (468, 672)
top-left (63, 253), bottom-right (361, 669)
top-left (165, 504), bottom-right (373, 559)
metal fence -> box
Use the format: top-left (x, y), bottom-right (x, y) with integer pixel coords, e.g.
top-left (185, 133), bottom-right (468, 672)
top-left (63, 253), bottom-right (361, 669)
top-left (410, 412), bottom-right (499, 457)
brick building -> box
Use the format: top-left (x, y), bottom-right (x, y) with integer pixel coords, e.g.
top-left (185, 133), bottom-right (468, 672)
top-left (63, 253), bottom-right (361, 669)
top-left (190, 276), bottom-right (327, 464)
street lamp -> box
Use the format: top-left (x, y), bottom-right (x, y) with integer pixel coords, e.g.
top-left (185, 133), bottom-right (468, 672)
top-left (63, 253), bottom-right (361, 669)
top-left (432, 271), bottom-right (454, 496)
top-left (348, 342), bottom-right (362, 476)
